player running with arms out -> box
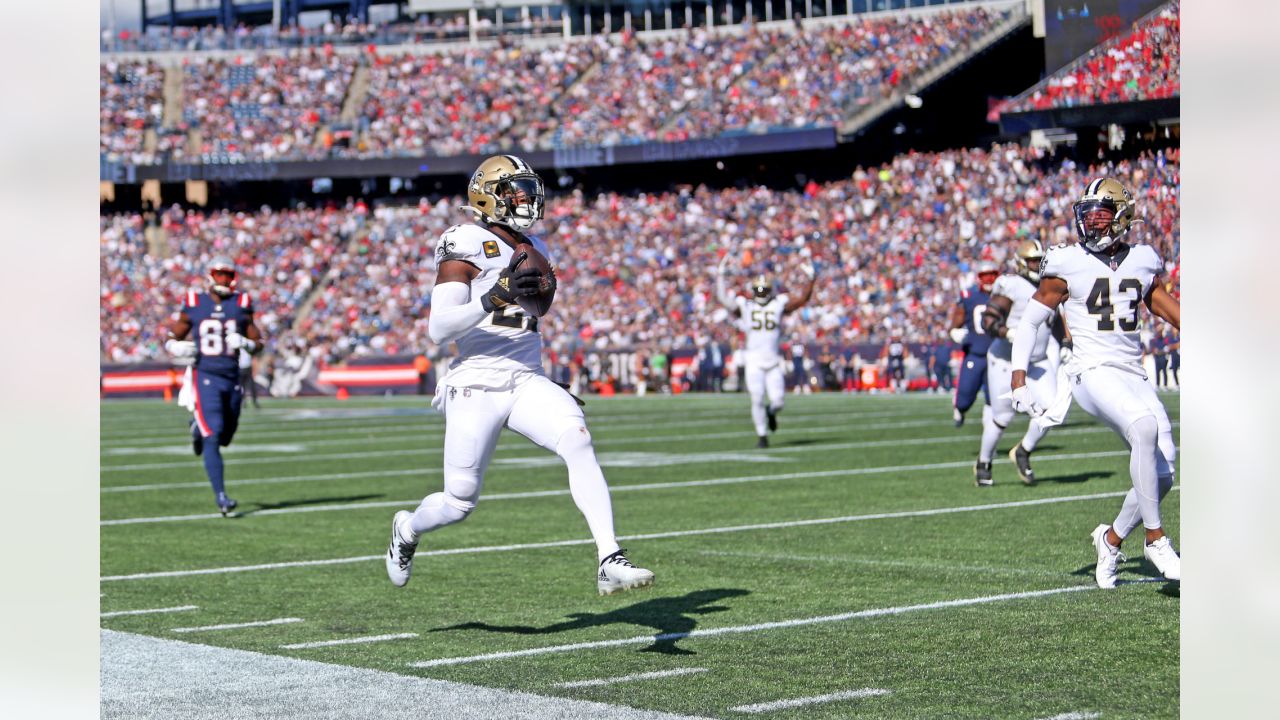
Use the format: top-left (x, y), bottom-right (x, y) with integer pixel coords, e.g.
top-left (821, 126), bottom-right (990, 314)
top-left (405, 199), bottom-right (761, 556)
top-left (716, 256), bottom-right (816, 448)
top-left (972, 240), bottom-right (1071, 486)
top-left (385, 155), bottom-right (654, 596)
top-left (948, 261), bottom-right (1000, 428)
top-left (1010, 178), bottom-right (1181, 588)
top-left (164, 257), bottom-right (263, 516)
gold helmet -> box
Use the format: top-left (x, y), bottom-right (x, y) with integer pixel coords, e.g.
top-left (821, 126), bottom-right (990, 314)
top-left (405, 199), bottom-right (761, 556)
top-left (466, 155), bottom-right (545, 232)
top-left (752, 274), bottom-right (775, 303)
top-left (1072, 177), bottom-right (1135, 252)
top-left (1013, 238), bottom-right (1045, 283)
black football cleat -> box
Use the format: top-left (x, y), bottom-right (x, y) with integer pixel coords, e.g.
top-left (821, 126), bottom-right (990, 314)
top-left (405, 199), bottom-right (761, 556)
top-left (974, 460), bottom-right (993, 487)
top-left (1009, 444), bottom-right (1036, 485)
top-left (190, 420), bottom-right (203, 456)
top-left (765, 407), bottom-right (778, 433)
top-left (756, 435), bottom-right (769, 449)
top-left (953, 408), bottom-right (965, 428)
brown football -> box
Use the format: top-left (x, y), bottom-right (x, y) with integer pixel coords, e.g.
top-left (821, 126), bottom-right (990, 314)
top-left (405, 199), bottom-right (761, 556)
top-left (514, 242), bottom-right (556, 317)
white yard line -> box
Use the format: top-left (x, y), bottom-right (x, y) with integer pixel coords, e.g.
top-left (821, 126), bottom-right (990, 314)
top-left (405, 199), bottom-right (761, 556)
top-left (409, 586), bottom-right (1102, 668)
top-left (100, 605), bottom-right (198, 618)
top-left (171, 617), bottom-right (303, 633)
top-left (729, 688), bottom-right (892, 713)
top-left (554, 668), bottom-right (710, 689)
top-left (100, 449), bottom-right (1136, 526)
top-left (281, 633), bottom-right (419, 650)
top-left (1035, 713), bottom-right (1101, 720)
top-left (102, 487), bottom-right (1174, 582)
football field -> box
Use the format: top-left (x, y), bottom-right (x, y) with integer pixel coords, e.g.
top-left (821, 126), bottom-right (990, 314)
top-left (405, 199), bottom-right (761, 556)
top-left (100, 392), bottom-right (1180, 719)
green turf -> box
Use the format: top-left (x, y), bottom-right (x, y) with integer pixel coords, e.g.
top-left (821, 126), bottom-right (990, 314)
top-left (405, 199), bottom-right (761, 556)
top-left (101, 392), bottom-right (1180, 719)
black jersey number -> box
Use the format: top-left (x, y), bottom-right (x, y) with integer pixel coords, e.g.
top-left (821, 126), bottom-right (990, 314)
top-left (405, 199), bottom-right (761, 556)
top-left (1085, 278), bottom-right (1141, 332)
top-left (751, 310), bottom-right (778, 331)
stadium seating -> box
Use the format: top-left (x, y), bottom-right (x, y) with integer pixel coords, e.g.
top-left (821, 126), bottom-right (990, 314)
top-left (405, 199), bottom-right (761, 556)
top-left (101, 144), bottom-right (1180, 368)
top-left (1001, 1), bottom-right (1178, 114)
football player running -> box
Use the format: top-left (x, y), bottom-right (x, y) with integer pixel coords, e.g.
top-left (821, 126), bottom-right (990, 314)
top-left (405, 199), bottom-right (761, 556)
top-left (164, 257), bottom-right (264, 516)
top-left (1010, 178), bottom-right (1180, 588)
top-left (385, 155), bottom-right (654, 596)
top-left (947, 261), bottom-right (1000, 427)
top-left (716, 258), bottom-right (815, 448)
top-left (973, 240), bottom-right (1071, 486)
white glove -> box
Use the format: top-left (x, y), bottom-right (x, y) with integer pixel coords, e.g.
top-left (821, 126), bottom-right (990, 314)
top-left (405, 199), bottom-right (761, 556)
top-left (226, 332), bottom-right (255, 352)
top-left (1009, 385), bottom-right (1045, 416)
top-left (164, 339), bottom-right (196, 358)
top-left (799, 263), bottom-right (816, 279)
top-left (1004, 326), bottom-right (1017, 343)
top-left (1059, 344), bottom-right (1074, 364)
top-left (949, 327), bottom-right (969, 344)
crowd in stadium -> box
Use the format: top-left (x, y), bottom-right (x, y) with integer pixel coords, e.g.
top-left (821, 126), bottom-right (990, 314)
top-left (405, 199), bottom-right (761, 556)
top-left (1003, 1), bottom-right (1179, 113)
top-left (100, 143), bottom-right (1180, 379)
top-left (99, 6), bottom-right (1008, 163)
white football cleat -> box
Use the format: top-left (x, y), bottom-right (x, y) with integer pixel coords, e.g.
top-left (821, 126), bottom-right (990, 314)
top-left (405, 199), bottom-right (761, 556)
top-left (386, 510), bottom-right (419, 588)
top-left (1143, 536), bottom-right (1181, 581)
top-left (597, 549), bottom-right (654, 596)
top-left (1091, 524), bottom-right (1124, 589)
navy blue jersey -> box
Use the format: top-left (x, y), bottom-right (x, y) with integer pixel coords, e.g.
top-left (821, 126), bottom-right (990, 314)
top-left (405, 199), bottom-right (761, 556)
top-left (182, 290), bottom-right (254, 380)
top-left (958, 286), bottom-right (993, 356)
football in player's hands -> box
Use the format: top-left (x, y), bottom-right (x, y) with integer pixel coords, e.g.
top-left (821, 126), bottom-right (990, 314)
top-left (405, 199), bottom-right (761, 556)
top-left (513, 243), bottom-right (556, 317)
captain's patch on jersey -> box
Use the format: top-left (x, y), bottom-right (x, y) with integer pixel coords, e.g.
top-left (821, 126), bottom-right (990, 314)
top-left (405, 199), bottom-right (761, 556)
top-left (482, 240), bottom-right (501, 258)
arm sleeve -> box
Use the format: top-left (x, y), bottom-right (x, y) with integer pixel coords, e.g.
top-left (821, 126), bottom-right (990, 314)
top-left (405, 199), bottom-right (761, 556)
top-left (1011, 298), bottom-right (1056, 372)
top-left (716, 272), bottom-right (737, 310)
top-left (428, 281), bottom-right (488, 345)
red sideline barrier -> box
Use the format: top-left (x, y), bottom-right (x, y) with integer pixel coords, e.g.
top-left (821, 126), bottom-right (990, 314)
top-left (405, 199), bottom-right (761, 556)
top-left (316, 364), bottom-right (418, 387)
top-left (102, 371), bottom-right (174, 393)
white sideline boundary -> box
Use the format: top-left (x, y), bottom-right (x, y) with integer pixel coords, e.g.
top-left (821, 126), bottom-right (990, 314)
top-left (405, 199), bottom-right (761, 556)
top-left (101, 487), bottom-right (1178, 582)
top-left (101, 630), bottom-right (712, 720)
top-left (410, 585), bottom-right (1115, 668)
top-left (554, 667), bottom-right (711, 689)
top-left (100, 448), bottom-right (1136, 526)
top-left (729, 688), bottom-right (892, 713)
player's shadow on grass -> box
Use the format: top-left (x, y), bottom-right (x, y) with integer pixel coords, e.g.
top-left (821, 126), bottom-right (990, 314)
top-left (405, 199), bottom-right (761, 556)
top-left (430, 588), bottom-right (751, 656)
top-left (1040, 470), bottom-right (1114, 485)
top-left (238, 494), bottom-right (384, 515)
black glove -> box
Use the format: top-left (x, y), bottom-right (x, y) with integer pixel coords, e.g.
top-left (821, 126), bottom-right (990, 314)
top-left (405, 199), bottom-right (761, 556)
top-left (480, 251), bottom-right (544, 312)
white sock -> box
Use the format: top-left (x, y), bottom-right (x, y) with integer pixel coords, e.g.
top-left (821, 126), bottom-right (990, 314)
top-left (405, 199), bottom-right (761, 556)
top-left (978, 404), bottom-right (1003, 463)
top-left (750, 399), bottom-right (767, 437)
top-left (556, 427), bottom-right (621, 562)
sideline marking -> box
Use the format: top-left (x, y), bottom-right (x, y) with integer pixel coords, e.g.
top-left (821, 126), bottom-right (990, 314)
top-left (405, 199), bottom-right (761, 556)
top-left (171, 617), bottom-right (303, 633)
top-left (101, 605), bottom-right (198, 618)
top-left (729, 688), bottom-right (892, 714)
top-left (282, 633), bottom-right (419, 650)
top-left (101, 449), bottom-right (1135, 526)
top-left (101, 488), bottom-right (1176, 582)
top-left (554, 668), bottom-right (710, 689)
top-left (410, 586), bottom-right (1105, 668)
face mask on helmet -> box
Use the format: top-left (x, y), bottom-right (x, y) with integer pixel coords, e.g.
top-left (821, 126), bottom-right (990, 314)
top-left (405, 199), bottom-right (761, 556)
top-left (468, 156), bottom-right (545, 232)
top-left (207, 258), bottom-right (237, 297)
top-left (752, 275), bottom-right (774, 303)
top-left (1072, 178), bottom-right (1134, 252)
top-left (1014, 240), bottom-right (1045, 283)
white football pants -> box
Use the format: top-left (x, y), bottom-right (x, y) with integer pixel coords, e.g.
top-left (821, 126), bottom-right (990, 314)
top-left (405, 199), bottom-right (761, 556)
top-left (745, 361), bottom-right (785, 436)
top-left (409, 373), bottom-right (620, 560)
top-left (1069, 364), bottom-right (1176, 535)
top-left (980, 354), bottom-right (1066, 461)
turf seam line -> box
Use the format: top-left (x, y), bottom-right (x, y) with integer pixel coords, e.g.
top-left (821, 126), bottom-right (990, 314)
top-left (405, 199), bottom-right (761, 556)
top-left (553, 668), bottom-right (710, 689)
top-left (728, 688), bottom-right (893, 713)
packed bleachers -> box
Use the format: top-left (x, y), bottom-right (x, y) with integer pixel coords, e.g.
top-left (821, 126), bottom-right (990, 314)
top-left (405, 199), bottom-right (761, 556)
top-left (99, 5), bottom-right (1014, 163)
top-left (100, 144), bottom-right (1180, 369)
top-left (99, 60), bottom-right (167, 164)
top-left (1002, 1), bottom-right (1178, 114)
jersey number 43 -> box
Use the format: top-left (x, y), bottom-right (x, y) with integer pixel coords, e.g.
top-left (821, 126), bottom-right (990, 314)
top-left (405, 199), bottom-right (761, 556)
top-left (1086, 278), bottom-right (1141, 332)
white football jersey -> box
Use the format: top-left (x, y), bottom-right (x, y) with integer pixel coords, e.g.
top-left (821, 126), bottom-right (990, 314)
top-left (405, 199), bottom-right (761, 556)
top-left (433, 223), bottom-right (550, 387)
top-left (1040, 242), bottom-right (1164, 373)
top-left (988, 272), bottom-right (1053, 363)
top-left (735, 294), bottom-right (789, 368)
